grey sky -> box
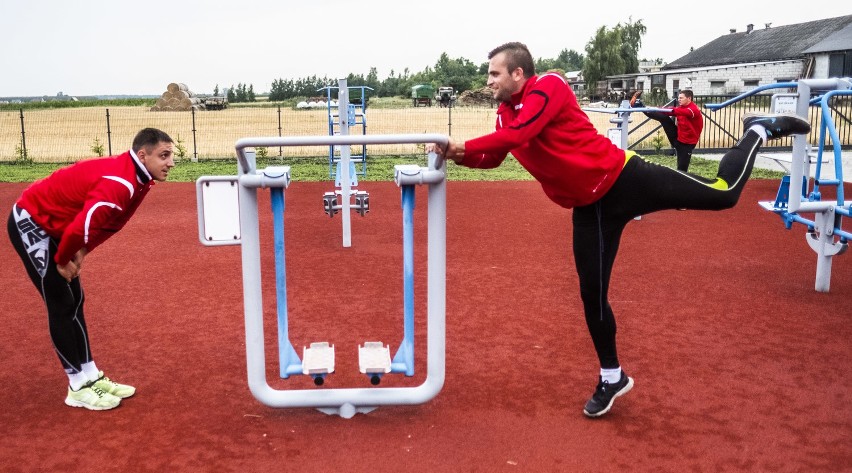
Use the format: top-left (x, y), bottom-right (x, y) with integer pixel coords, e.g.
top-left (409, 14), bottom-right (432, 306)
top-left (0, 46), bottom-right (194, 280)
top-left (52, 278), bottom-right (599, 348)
top-left (2, 0), bottom-right (849, 96)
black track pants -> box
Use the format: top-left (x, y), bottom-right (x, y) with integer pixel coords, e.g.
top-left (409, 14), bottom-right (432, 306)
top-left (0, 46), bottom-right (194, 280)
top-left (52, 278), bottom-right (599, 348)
top-left (644, 110), bottom-right (698, 172)
top-left (572, 131), bottom-right (761, 368)
top-left (7, 206), bottom-right (90, 374)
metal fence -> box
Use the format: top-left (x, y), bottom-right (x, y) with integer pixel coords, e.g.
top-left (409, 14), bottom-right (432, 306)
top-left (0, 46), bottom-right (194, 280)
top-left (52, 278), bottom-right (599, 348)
top-left (626, 94), bottom-right (852, 153)
top-left (2, 94), bottom-right (850, 164)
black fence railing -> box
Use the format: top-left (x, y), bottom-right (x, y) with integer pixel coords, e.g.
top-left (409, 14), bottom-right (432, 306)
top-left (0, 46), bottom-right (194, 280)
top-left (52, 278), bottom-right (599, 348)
top-left (627, 94), bottom-right (852, 154)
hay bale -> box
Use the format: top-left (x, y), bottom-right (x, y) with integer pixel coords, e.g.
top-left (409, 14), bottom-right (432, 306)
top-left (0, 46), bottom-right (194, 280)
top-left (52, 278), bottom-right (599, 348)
top-left (151, 83), bottom-right (204, 111)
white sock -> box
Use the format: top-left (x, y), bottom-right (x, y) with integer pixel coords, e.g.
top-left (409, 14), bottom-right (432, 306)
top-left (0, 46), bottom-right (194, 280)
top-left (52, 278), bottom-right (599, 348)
top-left (81, 361), bottom-right (100, 382)
top-left (749, 125), bottom-right (768, 145)
top-left (68, 371), bottom-right (89, 391)
top-left (600, 367), bottom-right (622, 383)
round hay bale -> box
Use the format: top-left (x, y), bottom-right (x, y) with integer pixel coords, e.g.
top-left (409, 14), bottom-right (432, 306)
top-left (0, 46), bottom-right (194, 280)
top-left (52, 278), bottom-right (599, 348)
top-left (167, 82), bottom-right (189, 94)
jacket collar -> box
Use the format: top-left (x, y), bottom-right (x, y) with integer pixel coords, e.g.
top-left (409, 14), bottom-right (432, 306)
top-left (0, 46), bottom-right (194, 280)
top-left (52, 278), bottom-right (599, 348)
top-left (129, 149), bottom-right (153, 185)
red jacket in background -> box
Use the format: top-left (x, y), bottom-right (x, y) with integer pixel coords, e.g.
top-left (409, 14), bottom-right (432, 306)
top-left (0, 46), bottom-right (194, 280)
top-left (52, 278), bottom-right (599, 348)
top-left (669, 101), bottom-right (703, 144)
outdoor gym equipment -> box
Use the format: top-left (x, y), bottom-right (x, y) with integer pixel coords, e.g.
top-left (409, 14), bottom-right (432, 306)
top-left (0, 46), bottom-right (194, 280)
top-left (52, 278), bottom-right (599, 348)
top-left (583, 99), bottom-right (674, 220)
top-left (318, 80), bottom-right (374, 246)
top-left (195, 133), bottom-right (449, 418)
top-left (582, 99), bottom-right (678, 150)
top-left (706, 78), bottom-right (852, 292)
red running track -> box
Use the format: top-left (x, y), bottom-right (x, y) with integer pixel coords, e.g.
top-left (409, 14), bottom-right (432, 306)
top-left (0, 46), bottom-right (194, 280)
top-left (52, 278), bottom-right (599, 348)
top-left (0, 179), bottom-right (850, 472)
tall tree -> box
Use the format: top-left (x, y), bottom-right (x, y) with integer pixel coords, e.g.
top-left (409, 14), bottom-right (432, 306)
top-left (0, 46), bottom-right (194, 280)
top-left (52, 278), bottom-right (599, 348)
top-left (617, 18), bottom-right (647, 74)
top-left (583, 26), bottom-right (626, 95)
top-left (583, 19), bottom-right (646, 98)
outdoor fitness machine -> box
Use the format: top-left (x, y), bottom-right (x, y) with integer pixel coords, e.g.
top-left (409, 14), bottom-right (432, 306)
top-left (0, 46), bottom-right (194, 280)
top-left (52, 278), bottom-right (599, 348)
top-left (582, 99), bottom-right (674, 220)
top-left (707, 78), bottom-right (852, 292)
top-left (318, 80), bottom-right (374, 245)
top-left (195, 133), bottom-right (449, 418)
top-left (582, 99), bottom-right (677, 150)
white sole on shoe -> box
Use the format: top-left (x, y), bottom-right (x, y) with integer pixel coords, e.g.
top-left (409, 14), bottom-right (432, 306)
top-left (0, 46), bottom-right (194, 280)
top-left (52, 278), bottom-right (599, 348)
top-left (583, 377), bottom-right (634, 418)
top-left (64, 397), bottom-right (121, 411)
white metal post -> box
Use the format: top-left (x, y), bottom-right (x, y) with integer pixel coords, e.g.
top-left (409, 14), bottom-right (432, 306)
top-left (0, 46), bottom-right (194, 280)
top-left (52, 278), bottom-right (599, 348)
top-left (337, 79), bottom-right (352, 247)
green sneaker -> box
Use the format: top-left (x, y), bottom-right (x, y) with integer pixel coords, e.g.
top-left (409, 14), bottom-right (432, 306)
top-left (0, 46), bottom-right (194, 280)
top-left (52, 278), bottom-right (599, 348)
top-left (65, 384), bottom-right (121, 410)
top-left (92, 371), bottom-right (136, 399)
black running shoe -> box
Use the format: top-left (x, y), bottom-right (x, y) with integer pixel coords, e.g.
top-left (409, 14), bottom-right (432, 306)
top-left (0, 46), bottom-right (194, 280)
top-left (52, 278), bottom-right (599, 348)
top-left (583, 372), bottom-right (634, 418)
top-left (742, 112), bottom-right (811, 140)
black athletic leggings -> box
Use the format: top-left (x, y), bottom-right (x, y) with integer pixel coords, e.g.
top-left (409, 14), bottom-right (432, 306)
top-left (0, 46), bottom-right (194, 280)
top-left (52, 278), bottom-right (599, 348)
top-left (645, 110), bottom-right (697, 172)
top-left (7, 207), bottom-right (90, 374)
top-left (572, 131), bottom-right (762, 369)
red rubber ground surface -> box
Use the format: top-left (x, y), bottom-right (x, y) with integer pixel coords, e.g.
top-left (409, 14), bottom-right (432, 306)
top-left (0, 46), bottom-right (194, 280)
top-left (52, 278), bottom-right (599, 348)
top-left (1, 180), bottom-right (850, 472)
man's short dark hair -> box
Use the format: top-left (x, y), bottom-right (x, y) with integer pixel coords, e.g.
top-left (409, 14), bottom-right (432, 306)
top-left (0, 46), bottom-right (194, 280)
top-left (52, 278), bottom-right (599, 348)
top-left (680, 89), bottom-right (694, 100)
top-left (132, 128), bottom-right (173, 153)
top-left (488, 42), bottom-right (536, 78)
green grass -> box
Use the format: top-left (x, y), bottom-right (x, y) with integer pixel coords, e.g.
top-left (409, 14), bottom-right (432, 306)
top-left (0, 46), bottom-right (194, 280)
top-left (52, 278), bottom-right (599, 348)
top-left (0, 153), bottom-right (784, 183)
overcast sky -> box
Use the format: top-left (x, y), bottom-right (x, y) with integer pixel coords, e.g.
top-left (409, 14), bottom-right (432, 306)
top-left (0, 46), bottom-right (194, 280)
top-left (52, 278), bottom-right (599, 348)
top-left (2, 1), bottom-right (849, 97)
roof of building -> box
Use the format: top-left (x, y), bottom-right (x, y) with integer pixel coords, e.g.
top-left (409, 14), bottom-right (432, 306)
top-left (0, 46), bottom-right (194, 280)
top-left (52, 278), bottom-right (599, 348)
top-left (664, 15), bottom-right (852, 70)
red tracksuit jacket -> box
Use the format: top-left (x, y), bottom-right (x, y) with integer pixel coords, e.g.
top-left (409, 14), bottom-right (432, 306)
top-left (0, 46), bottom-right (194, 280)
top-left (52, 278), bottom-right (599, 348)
top-left (668, 101), bottom-right (703, 145)
top-left (461, 73), bottom-right (627, 209)
top-left (16, 151), bottom-right (154, 265)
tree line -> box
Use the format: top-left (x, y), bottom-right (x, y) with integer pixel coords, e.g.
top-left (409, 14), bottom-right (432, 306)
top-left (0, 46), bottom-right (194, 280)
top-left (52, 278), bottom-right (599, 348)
top-left (225, 18), bottom-right (651, 103)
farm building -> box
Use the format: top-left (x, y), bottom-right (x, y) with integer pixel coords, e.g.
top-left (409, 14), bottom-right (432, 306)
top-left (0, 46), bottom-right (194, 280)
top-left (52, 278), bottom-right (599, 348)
top-left (600, 14), bottom-right (852, 100)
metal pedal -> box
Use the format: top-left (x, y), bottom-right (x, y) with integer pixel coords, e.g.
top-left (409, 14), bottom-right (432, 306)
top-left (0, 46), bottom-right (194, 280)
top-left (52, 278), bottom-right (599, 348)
top-left (355, 191), bottom-right (369, 216)
top-left (323, 192), bottom-right (338, 217)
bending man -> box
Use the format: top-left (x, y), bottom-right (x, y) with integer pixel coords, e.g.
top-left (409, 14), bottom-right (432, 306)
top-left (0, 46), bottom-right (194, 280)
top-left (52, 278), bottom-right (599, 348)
top-left (8, 128), bottom-right (175, 411)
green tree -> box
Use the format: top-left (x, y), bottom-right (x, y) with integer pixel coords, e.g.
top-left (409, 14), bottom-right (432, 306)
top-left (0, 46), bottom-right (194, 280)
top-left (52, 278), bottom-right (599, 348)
top-left (557, 49), bottom-right (585, 71)
top-left (433, 53), bottom-right (479, 92)
top-left (535, 49), bottom-right (584, 74)
top-left (268, 78), bottom-right (288, 101)
top-left (213, 84), bottom-right (220, 96)
top-left (617, 18), bottom-right (647, 74)
top-left (583, 26), bottom-right (625, 98)
top-left (583, 19), bottom-right (645, 99)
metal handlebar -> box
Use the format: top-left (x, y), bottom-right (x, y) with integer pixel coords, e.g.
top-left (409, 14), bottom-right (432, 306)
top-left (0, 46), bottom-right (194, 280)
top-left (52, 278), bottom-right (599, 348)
top-left (705, 78), bottom-right (852, 111)
top-left (234, 134), bottom-right (449, 175)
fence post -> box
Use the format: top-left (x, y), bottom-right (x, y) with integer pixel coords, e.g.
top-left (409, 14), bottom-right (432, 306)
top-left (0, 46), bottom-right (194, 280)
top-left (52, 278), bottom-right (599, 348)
top-left (18, 109), bottom-right (27, 160)
top-left (106, 108), bottom-right (113, 156)
top-left (277, 106), bottom-right (283, 157)
top-left (448, 103), bottom-right (452, 136)
top-left (191, 108), bottom-right (198, 162)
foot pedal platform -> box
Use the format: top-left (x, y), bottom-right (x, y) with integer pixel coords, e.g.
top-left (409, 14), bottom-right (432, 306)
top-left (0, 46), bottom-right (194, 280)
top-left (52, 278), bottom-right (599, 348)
top-left (303, 342), bottom-right (335, 376)
top-left (359, 341), bottom-right (391, 377)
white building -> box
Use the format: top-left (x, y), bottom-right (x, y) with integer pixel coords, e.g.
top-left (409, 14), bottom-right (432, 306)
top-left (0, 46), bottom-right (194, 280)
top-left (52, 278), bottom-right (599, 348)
top-left (603, 15), bottom-right (852, 100)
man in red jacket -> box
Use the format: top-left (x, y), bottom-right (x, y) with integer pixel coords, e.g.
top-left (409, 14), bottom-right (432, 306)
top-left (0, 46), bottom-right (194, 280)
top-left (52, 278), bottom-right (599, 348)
top-left (431, 42), bottom-right (809, 418)
top-left (631, 89), bottom-right (704, 171)
top-left (7, 128), bottom-right (175, 410)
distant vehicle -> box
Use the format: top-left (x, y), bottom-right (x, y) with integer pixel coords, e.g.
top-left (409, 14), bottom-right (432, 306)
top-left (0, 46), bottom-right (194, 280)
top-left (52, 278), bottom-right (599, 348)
top-left (203, 96), bottom-right (228, 110)
top-left (435, 87), bottom-right (456, 108)
top-left (411, 84), bottom-right (434, 107)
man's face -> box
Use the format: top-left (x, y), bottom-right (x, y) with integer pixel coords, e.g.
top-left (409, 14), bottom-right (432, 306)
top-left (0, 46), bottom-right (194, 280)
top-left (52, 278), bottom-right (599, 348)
top-left (487, 52), bottom-right (523, 102)
top-left (138, 141), bottom-right (175, 182)
top-left (678, 93), bottom-right (692, 106)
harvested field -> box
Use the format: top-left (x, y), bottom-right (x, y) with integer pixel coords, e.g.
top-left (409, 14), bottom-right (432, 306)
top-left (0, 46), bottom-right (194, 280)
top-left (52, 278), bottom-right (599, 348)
top-left (0, 104), bottom-right (831, 163)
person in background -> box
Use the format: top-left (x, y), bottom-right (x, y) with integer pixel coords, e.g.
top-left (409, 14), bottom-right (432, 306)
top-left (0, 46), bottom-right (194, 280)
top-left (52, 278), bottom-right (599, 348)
top-left (631, 89), bottom-right (704, 172)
